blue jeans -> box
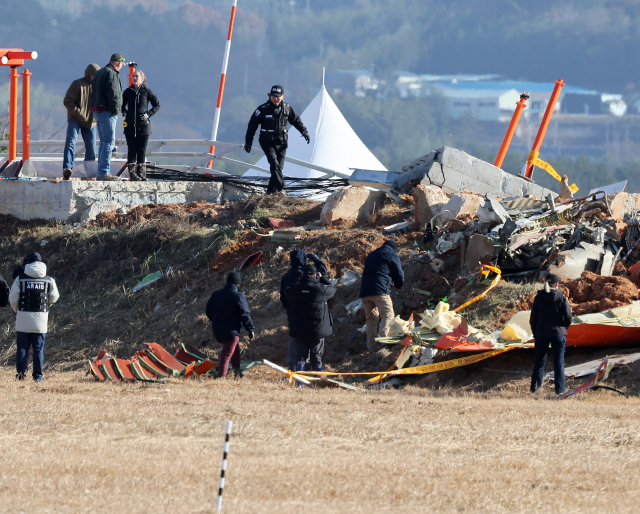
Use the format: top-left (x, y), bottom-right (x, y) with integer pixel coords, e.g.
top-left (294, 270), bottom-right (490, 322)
top-left (16, 332), bottom-right (46, 379)
top-left (63, 119), bottom-right (96, 170)
top-left (531, 335), bottom-right (566, 394)
top-left (94, 110), bottom-right (117, 176)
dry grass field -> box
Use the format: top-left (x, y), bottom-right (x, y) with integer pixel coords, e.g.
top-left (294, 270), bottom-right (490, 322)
top-left (1, 367), bottom-right (640, 514)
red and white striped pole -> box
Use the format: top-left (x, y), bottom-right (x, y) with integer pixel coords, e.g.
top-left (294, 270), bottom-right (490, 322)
top-left (208, 0), bottom-right (238, 169)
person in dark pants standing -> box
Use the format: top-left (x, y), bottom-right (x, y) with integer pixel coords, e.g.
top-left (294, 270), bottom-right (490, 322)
top-left (90, 53), bottom-right (125, 180)
top-left (62, 63), bottom-right (100, 180)
top-left (529, 273), bottom-right (573, 395)
top-left (8, 253), bottom-right (60, 382)
top-left (279, 250), bottom-right (327, 370)
top-left (205, 272), bottom-right (255, 378)
top-left (245, 85), bottom-right (310, 195)
top-left (121, 70), bottom-right (160, 181)
top-left (284, 263), bottom-right (336, 377)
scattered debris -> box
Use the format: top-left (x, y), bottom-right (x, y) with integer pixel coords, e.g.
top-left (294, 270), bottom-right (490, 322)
top-left (132, 267), bottom-right (172, 293)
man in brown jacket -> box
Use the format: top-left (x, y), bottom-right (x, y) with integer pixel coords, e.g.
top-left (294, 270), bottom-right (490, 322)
top-left (62, 64), bottom-right (100, 180)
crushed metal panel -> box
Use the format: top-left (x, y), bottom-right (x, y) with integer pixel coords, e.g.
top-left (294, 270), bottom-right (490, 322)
top-left (89, 360), bottom-right (107, 381)
top-left (268, 218), bottom-right (295, 229)
top-left (545, 352), bottom-right (640, 379)
top-left (174, 348), bottom-right (198, 365)
top-left (194, 359), bottom-right (217, 375)
top-left (588, 180), bottom-right (627, 196)
top-left (240, 251), bottom-right (263, 270)
top-left (549, 242), bottom-right (605, 280)
top-left (349, 169), bottom-right (400, 189)
top-left (183, 342), bottom-right (208, 361)
top-left (113, 358), bottom-right (136, 381)
top-left (566, 323), bottom-right (640, 347)
top-left (101, 360), bottom-right (122, 382)
top-left (144, 342), bottom-right (186, 372)
top-left (136, 351), bottom-right (170, 377)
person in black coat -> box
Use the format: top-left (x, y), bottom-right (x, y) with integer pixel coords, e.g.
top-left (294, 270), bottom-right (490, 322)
top-left (529, 273), bottom-right (573, 395)
top-left (359, 240), bottom-right (405, 352)
top-left (280, 249), bottom-right (327, 369)
top-left (245, 85), bottom-right (309, 194)
top-left (205, 272), bottom-right (255, 378)
top-left (0, 274), bottom-right (9, 308)
top-left (121, 70), bottom-right (160, 181)
top-left (284, 263), bottom-right (336, 374)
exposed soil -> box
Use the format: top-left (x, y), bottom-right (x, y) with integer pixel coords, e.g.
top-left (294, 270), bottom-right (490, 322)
top-left (561, 271), bottom-right (640, 315)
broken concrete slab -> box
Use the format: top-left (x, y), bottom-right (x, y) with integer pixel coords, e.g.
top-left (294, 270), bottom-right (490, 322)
top-left (320, 186), bottom-right (386, 226)
top-left (0, 179), bottom-right (245, 221)
top-left (393, 146), bottom-right (554, 199)
top-left (609, 192), bottom-right (640, 222)
top-left (465, 234), bottom-right (495, 273)
top-left (441, 193), bottom-right (483, 220)
top-left (80, 201), bottom-right (123, 224)
top-left (412, 184), bottom-right (449, 228)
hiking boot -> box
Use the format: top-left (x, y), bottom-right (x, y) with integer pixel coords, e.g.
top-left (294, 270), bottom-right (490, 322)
top-left (137, 163), bottom-right (148, 181)
top-left (16, 372), bottom-right (25, 381)
top-left (96, 174), bottom-right (118, 181)
top-left (294, 364), bottom-right (306, 388)
top-left (63, 168), bottom-right (72, 180)
top-left (233, 368), bottom-right (244, 380)
top-left (127, 163), bottom-right (141, 181)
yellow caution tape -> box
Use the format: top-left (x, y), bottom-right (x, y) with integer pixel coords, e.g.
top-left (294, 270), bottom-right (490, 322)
top-left (298, 347), bottom-right (515, 381)
top-left (453, 264), bottom-right (501, 312)
top-left (528, 151), bottom-right (579, 193)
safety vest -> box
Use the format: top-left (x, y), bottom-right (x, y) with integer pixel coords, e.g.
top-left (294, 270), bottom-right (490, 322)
top-left (18, 274), bottom-right (53, 313)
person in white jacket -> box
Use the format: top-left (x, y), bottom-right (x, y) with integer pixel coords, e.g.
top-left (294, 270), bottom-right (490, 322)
top-left (9, 253), bottom-right (60, 382)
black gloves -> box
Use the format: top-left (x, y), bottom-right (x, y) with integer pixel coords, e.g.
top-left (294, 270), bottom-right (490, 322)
top-left (248, 331), bottom-right (255, 340)
top-left (245, 143), bottom-right (252, 153)
top-left (302, 130), bottom-right (310, 144)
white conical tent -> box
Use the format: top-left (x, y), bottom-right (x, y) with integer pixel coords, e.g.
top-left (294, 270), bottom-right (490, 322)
top-left (244, 85), bottom-right (387, 179)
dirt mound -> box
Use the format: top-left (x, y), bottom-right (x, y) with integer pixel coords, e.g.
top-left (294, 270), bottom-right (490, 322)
top-left (561, 271), bottom-right (640, 315)
top-left (96, 201), bottom-right (221, 226)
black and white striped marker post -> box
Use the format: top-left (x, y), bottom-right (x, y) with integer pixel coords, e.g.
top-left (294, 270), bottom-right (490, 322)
top-left (216, 420), bottom-right (233, 512)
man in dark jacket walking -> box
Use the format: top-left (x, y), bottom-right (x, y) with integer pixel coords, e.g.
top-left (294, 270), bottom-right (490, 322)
top-left (285, 264), bottom-right (336, 375)
top-left (280, 249), bottom-right (327, 369)
top-left (245, 85), bottom-right (310, 195)
top-left (359, 240), bottom-right (404, 352)
top-left (529, 274), bottom-right (573, 395)
top-left (62, 63), bottom-right (100, 180)
top-left (90, 53), bottom-right (125, 180)
top-left (205, 272), bottom-right (255, 378)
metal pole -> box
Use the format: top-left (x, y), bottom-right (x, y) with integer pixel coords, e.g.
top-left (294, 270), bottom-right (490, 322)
top-left (208, 0), bottom-right (238, 169)
top-left (216, 420), bottom-right (233, 512)
top-left (21, 68), bottom-right (32, 162)
top-left (127, 63), bottom-right (136, 87)
top-left (8, 66), bottom-right (19, 162)
top-left (521, 79), bottom-right (565, 179)
top-left (494, 92), bottom-right (528, 169)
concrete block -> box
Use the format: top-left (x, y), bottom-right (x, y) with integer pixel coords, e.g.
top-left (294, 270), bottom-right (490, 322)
top-left (80, 201), bottom-right (123, 224)
top-left (412, 184), bottom-right (449, 228)
top-left (609, 192), bottom-right (640, 222)
top-left (441, 193), bottom-right (483, 219)
top-left (321, 187), bottom-right (386, 226)
top-left (0, 179), bottom-right (229, 221)
top-left (392, 146), bottom-right (554, 199)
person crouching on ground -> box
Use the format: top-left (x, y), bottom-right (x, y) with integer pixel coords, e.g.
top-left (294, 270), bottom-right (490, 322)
top-left (529, 273), bottom-right (573, 395)
top-left (121, 69), bottom-right (160, 181)
top-left (280, 250), bottom-right (327, 370)
top-left (9, 253), bottom-right (60, 382)
top-left (359, 240), bottom-right (404, 353)
top-left (285, 263), bottom-right (336, 377)
top-left (205, 272), bottom-right (255, 378)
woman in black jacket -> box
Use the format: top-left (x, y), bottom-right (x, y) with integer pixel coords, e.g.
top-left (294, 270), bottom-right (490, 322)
top-left (121, 70), bottom-right (160, 181)
top-left (529, 273), bottom-right (573, 395)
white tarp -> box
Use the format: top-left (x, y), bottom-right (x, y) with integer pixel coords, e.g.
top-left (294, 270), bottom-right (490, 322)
top-left (245, 85), bottom-right (387, 179)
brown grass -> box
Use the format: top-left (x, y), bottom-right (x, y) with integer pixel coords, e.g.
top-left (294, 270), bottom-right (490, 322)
top-left (1, 367), bottom-right (639, 513)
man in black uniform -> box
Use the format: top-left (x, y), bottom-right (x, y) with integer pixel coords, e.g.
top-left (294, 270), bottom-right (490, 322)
top-left (245, 85), bottom-right (310, 195)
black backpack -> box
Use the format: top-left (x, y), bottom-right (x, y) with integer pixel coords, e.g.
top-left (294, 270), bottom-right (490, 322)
top-left (0, 275), bottom-right (9, 308)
